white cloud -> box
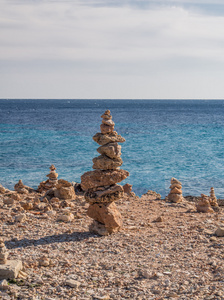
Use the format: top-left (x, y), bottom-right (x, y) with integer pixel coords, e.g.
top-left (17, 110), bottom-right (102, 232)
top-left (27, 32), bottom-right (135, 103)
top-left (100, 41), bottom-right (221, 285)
top-left (0, 0), bottom-right (224, 98)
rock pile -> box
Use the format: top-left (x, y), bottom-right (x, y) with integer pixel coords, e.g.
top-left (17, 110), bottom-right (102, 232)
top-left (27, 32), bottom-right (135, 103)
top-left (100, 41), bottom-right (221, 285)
top-left (38, 165), bottom-right (58, 192)
top-left (14, 180), bottom-right (29, 194)
top-left (81, 110), bottom-right (129, 235)
top-left (0, 239), bottom-right (9, 264)
top-left (168, 178), bottom-right (184, 203)
top-left (210, 187), bottom-right (219, 207)
top-left (0, 184), bottom-right (7, 194)
top-left (123, 183), bottom-right (136, 197)
top-left (54, 179), bottom-right (76, 200)
top-left (196, 194), bottom-right (214, 213)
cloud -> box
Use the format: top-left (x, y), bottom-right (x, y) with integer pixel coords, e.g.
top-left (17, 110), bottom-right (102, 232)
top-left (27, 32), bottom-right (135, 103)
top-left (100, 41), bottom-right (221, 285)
top-left (1, 0), bottom-right (224, 98)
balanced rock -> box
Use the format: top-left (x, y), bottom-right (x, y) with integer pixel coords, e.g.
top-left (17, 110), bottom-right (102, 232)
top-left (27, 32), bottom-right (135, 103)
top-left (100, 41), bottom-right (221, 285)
top-left (97, 142), bottom-right (121, 159)
top-left (81, 169), bottom-right (129, 191)
top-left (87, 202), bottom-right (122, 234)
top-left (196, 194), bottom-right (214, 213)
top-left (210, 187), bottom-right (218, 207)
top-left (85, 184), bottom-right (124, 204)
top-left (93, 132), bottom-right (125, 146)
top-left (81, 110), bottom-right (129, 235)
top-left (92, 155), bottom-right (123, 170)
top-left (168, 178), bottom-right (184, 203)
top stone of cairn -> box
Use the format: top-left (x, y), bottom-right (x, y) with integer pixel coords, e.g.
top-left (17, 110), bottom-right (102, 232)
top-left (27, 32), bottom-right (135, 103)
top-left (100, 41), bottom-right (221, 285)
top-left (93, 110), bottom-right (125, 146)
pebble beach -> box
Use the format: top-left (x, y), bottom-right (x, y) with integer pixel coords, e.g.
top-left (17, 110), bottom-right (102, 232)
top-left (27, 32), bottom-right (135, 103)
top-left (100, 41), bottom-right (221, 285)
top-left (0, 186), bottom-right (224, 300)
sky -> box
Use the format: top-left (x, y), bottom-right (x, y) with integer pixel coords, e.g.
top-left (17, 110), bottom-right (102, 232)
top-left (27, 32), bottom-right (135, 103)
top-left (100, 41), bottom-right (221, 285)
top-left (1, 0), bottom-right (224, 99)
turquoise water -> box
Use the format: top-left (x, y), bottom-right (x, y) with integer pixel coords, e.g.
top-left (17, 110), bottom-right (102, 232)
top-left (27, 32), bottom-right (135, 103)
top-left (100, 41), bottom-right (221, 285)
top-left (1, 99), bottom-right (224, 198)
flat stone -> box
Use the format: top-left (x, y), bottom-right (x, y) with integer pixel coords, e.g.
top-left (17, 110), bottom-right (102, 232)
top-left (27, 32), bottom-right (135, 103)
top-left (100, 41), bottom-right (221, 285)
top-left (47, 172), bottom-right (58, 179)
top-left (170, 183), bottom-right (182, 189)
top-left (92, 155), bottom-right (123, 170)
top-left (81, 169), bottom-right (129, 191)
top-left (0, 260), bottom-right (23, 280)
top-left (97, 142), bottom-right (121, 159)
top-left (93, 132), bottom-right (125, 146)
top-left (57, 213), bottom-right (74, 222)
top-left (100, 123), bottom-right (114, 134)
top-left (102, 119), bottom-right (114, 126)
top-left (3, 198), bottom-right (15, 205)
top-left (170, 187), bottom-right (182, 194)
top-left (84, 184), bottom-right (124, 204)
top-left (65, 279), bottom-right (81, 288)
top-left (101, 114), bottom-right (112, 120)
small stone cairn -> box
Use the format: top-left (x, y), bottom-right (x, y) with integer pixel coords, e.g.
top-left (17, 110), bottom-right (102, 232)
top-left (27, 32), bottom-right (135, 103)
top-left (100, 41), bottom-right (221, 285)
top-left (196, 194), bottom-right (214, 213)
top-left (38, 165), bottom-right (58, 192)
top-left (168, 178), bottom-right (184, 203)
top-left (210, 187), bottom-right (218, 207)
top-left (14, 179), bottom-right (28, 194)
top-left (123, 183), bottom-right (136, 197)
top-left (0, 238), bottom-right (23, 279)
top-left (0, 238), bottom-right (9, 264)
top-left (81, 110), bottom-right (129, 235)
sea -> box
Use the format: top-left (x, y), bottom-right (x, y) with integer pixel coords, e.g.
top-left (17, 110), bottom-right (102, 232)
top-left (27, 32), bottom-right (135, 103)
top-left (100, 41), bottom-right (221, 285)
top-left (1, 99), bottom-right (224, 198)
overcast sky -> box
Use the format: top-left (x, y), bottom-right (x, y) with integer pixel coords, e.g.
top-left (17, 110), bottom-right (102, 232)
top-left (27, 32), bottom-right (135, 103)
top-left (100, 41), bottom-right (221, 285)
top-left (1, 0), bottom-right (224, 99)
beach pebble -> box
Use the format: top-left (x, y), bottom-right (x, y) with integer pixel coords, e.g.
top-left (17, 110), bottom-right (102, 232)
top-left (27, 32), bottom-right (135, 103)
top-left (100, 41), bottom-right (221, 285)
top-left (14, 213), bottom-right (26, 222)
top-left (57, 212), bottom-right (74, 222)
top-left (65, 279), bottom-right (81, 288)
top-left (0, 279), bottom-right (9, 290)
top-left (215, 227), bottom-right (224, 237)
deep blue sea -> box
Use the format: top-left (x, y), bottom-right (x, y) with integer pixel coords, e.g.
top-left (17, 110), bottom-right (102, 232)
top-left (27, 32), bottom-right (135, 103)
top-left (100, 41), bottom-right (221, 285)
top-left (1, 99), bottom-right (224, 198)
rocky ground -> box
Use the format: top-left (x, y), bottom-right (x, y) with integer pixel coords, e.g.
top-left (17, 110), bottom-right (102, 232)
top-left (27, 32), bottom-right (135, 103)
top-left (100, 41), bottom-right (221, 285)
top-left (0, 189), bottom-right (224, 300)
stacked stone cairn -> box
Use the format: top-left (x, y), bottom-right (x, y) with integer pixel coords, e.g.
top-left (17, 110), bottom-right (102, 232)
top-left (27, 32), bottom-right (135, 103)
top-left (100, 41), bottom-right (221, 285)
top-left (81, 110), bottom-right (129, 235)
top-left (14, 179), bottom-right (28, 194)
top-left (196, 194), bottom-right (214, 213)
top-left (210, 187), bottom-right (219, 207)
top-left (0, 238), bottom-right (23, 279)
top-left (38, 165), bottom-right (58, 192)
top-left (168, 178), bottom-right (184, 203)
top-left (0, 238), bottom-right (9, 264)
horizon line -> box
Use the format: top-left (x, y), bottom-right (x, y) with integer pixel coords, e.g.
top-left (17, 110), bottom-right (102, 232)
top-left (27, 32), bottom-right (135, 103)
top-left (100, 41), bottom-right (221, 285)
top-left (1, 98), bottom-right (224, 101)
